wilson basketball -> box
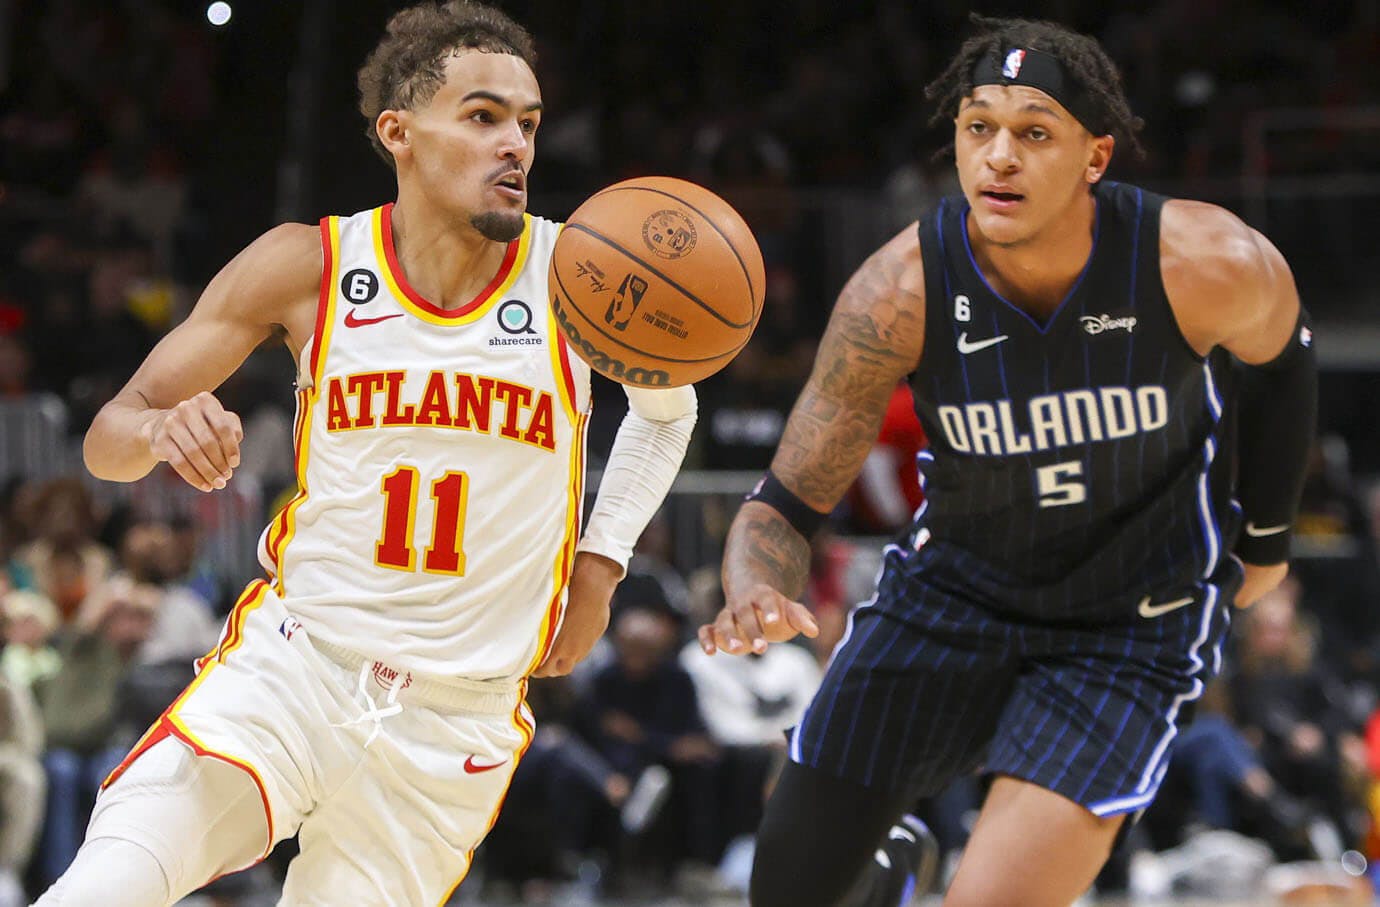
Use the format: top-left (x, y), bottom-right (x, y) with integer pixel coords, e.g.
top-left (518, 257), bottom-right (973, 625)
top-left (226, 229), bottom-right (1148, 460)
top-left (548, 176), bottom-right (765, 387)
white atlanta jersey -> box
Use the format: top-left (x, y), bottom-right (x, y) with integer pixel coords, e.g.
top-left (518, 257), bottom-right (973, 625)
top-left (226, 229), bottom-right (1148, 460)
top-left (258, 204), bottom-right (592, 683)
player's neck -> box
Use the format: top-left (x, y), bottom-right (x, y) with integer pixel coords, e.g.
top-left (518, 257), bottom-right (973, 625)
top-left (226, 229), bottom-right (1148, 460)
top-left (969, 193), bottom-right (1097, 320)
top-left (388, 198), bottom-right (513, 311)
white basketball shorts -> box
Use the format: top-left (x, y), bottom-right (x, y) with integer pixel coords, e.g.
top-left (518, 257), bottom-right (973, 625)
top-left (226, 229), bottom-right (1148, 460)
top-left (99, 579), bottom-right (535, 906)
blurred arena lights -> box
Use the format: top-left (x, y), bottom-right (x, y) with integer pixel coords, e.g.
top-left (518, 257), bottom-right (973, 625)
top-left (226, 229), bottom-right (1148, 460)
top-left (206, 2), bottom-right (232, 26)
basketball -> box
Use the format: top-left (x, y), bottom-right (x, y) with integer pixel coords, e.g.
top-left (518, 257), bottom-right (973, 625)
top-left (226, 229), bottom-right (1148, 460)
top-left (548, 176), bottom-right (765, 388)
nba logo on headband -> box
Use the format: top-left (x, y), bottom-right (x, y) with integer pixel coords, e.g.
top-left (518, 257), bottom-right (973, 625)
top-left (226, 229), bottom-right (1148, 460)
top-left (1002, 49), bottom-right (1026, 79)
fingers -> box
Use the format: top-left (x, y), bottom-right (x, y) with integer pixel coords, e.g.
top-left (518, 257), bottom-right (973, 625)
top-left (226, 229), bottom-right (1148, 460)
top-left (698, 586), bottom-right (816, 655)
top-left (150, 393), bottom-right (243, 492)
top-left (784, 600), bottom-right (820, 638)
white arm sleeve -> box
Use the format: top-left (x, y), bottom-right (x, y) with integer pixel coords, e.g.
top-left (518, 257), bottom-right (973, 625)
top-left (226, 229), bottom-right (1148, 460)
top-left (576, 384), bottom-right (697, 574)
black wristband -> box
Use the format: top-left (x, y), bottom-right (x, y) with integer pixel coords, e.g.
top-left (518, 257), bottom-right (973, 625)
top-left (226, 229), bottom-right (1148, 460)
top-left (745, 470), bottom-right (830, 538)
top-left (1233, 307), bottom-right (1317, 565)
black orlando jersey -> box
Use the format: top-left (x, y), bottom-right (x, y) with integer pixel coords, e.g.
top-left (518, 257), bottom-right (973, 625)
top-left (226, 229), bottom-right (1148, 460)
top-left (902, 181), bottom-right (1241, 622)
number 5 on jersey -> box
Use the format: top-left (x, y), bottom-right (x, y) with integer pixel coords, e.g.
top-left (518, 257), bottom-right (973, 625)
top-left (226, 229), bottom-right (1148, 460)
top-left (375, 466), bottom-right (469, 575)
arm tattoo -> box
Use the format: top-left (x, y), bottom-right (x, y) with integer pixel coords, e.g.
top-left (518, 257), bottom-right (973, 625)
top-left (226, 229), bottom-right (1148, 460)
top-left (723, 505), bottom-right (813, 601)
top-left (773, 241), bottom-right (925, 507)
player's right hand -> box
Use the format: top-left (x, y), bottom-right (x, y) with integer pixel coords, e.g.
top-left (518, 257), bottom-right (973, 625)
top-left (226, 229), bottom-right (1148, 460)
top-left (697, 583), bottom-right (819, 657)
top-left (143, 391), bottom-right (243, 492)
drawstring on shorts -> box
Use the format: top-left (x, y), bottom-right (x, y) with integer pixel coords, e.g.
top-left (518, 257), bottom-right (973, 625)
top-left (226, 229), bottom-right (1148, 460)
top-left (333, 662), bottom-right (405, 748)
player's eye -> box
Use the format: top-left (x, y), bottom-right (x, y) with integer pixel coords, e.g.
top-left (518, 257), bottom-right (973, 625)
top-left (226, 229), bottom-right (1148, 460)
top-left (967, 121), bottom-right (988, 135)
top-left (1027, 127), bottom-right (1050, 141)
top-left (521, 118), bottom-right (538, 134)
top-left (470, 110), bottom-right (494, 124)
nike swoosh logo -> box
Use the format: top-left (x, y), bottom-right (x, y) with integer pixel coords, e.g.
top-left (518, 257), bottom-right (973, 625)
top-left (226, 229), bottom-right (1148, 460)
top-left (1137, 596), bottom-right (1195, 619)
top-left (463, 755), bottom-right (507, 775)
top-left (344, 311), bottom-right (404, 328)
top-left (1244, 522), bottom-right (1289, 537)
top-left (956, 332), bottom-right (1010, 354)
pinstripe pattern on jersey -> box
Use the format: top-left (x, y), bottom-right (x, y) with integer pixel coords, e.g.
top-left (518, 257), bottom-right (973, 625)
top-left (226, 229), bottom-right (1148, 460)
top-left (789, 182), bottom-right (1243, 812)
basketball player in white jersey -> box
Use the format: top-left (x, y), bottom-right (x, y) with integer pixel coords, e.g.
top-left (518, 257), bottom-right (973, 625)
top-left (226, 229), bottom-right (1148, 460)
top-left (36, 3), bottom-right (698, 905)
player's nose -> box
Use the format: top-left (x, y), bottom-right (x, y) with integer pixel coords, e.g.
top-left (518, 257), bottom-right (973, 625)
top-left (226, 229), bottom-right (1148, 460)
top-left (986, 129), bottom-right (1019, 171)
top-left (496, 120), bottom-right (529, 159)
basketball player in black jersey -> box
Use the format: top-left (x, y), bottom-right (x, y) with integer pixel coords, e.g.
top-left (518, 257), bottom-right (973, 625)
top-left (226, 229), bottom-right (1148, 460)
top-left (698, 15), bottom-right (1316, 907)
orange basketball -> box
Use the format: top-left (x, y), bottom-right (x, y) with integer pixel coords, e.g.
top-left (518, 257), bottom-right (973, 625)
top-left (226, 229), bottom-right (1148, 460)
top-left (548, 176), bottom-right (765, 388)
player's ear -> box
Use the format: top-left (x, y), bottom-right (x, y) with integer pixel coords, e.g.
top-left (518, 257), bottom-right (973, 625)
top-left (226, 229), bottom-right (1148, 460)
top-left (1086, 133), bottom-right (1114, 184)
top-left (377, 110), bottom-right (409, 161)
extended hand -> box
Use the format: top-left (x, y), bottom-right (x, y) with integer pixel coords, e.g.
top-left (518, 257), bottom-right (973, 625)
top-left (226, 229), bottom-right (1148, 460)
top-left (143, 391), bottom-right (243, 492)
top-left (534, 552), bottom-right (618, 677)
top-left (1234, 560), bottom-right (1288, 609)
top-left (697, 582), bottom-right (818, 656)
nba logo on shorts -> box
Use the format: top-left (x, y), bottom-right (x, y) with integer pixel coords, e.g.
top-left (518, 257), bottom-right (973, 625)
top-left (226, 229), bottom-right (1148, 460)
top-left (279, 617), bottom-right (303, 641)
top-left (1003, 49), bottom-right (1026, 79)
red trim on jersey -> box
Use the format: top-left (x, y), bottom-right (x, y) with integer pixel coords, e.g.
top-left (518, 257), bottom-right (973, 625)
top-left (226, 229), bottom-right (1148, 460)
top-left (102, 721), bottom-right (172, 791)
top-left (380, 202), bottom-right (518, 319)
top-left (556, 331), bottom-right (578, 415)
top-left (311, 217), bottom-right (334, 381)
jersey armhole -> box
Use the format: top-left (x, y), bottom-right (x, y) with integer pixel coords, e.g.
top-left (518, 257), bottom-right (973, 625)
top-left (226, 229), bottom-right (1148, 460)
top-left (307, 216), bottom-right (341, 389)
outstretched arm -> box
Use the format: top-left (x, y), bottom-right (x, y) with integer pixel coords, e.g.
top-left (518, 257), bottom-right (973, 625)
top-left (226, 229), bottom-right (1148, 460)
top-left (535, 383), bottom-right (697, 677)
top-left (83, 223), bottom-right (320, 490)
top-left (1162, 201), bottom-right (1315, 607)
top-left (701, 224), bottom-right (928, 656)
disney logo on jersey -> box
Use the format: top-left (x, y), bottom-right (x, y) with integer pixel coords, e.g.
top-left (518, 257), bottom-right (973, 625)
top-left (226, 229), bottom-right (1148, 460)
top-left (490, 299), bottom-right (543, 348)
top-left (1080, 313), bottom-right (1137, 336)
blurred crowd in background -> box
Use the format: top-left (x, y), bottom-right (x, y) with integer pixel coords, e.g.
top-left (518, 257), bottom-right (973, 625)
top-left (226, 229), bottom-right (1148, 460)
top-left (1, 0), bottom-right (1379, 903)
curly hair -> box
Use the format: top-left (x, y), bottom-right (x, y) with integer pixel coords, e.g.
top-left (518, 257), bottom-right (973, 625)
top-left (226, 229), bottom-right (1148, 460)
top-left (357, 1), bottom-right (537, 167)
top-left (924, 14), bottom-right (1145, 160)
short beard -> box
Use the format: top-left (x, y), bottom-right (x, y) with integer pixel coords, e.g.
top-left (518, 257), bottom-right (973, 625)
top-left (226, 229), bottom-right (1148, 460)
top-left (471, 211), bottom-right (525, 243)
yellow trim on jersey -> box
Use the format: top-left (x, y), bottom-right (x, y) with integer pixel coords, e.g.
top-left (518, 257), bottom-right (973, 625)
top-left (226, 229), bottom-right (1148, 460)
top-left (545, 303), bottom-right (580, 426)
top-left (372, 208), bottom-right (532, 327)
top-left (525, 410), bottom-right (588, 675)
top-left (267, 216), bottom-right (339, 594)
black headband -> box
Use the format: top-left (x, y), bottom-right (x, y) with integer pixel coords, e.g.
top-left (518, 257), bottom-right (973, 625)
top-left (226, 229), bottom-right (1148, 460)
top-left (970, 47), bottom-right (1106, 136)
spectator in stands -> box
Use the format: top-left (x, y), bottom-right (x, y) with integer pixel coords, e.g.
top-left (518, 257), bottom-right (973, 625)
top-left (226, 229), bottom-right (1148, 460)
top-left (11, 478), bottom-right (112, 624)
top-left (116, 517), bottom-right (219, 665)
top-left (680, 599), bottom-right (821, 857)
top-left (0, 673), bottom-right (44, 907)
top-left (165, 513), bottom-right (228, 616)
top-left (576, 603), bottom-right (720, 888)
top-left (1229, 579), bottom-right (1368, 850)
top-left (0, 590), bottom-right (61, 690)
top-left (0, 333), bottom-right (31, 399)
top-left (32, 574), bottom-right (158, 887)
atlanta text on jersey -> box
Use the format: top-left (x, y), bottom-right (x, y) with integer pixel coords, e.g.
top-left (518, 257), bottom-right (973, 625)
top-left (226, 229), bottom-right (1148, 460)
top-left (937, 385), bottom-right (1169, 456)
top-left (322, 369), bottom-right (558, 451)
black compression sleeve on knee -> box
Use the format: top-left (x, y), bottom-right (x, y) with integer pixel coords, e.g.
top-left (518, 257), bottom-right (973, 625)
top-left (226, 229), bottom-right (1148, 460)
top-left (750, 761), bottom-right (903, 907)
top-left (1232, 307), bottom-right (1317, 565)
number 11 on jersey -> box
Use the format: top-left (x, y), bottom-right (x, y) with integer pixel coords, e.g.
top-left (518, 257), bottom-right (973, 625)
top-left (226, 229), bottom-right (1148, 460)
top-left (375, 466), bottom-right (470, 575)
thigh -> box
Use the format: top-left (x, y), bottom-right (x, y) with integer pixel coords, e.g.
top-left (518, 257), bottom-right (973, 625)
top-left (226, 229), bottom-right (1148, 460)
top-left (281, 699), bottom-right (534, 906)
top-left (984, 594), bottom-right (1230, 818)
top-left (792, 579), bottom-right (1019, 795)
top-left (945, 776), bottom-right (1124, 907)
top-left (85, 736), bottom-right (272, 900)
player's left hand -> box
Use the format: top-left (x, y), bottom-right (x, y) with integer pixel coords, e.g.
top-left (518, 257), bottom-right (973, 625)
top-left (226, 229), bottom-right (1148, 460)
top-left (533, 551), bottom-right (619, 677)
top-left (1234, 560), bottom-right (1288, 609)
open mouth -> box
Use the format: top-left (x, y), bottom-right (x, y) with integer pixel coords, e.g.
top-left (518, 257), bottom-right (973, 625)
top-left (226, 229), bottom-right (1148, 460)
top-left (981, 189), bottom-right (1025, 203)
top-left (494, 172), bottom-right (525, 195)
